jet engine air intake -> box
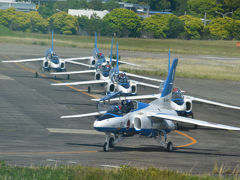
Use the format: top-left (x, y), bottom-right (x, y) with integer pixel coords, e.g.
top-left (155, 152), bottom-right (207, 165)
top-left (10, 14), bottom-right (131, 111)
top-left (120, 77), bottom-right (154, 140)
top-left (134, 116), bottom-right (142, 131)
top-left (109, 84), bottom-right (115, 92)
top-left (92, 60), bottom-right (96, 65)
top-left (60, 62), bottom-right (65, 69)
top-left (186, 101), bottom-right (192, 112)
top-left (43, 61), bottom-right (48, 68)
top-left (131, 85), bottom-right (137, 93)
top-left (96, 73), bottom-right (100, 80)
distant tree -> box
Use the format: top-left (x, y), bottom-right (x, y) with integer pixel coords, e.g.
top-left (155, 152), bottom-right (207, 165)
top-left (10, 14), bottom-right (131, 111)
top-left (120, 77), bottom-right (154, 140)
top-left (102, 0), bottom-right (120, 11)
top-left (231, 19), bottom-right (240, 39)
top-left (170, 0), bottom-right (188, 16)
top-left (179, 15), bottom-right (204, 39)
top-left (233, 8), bottom-right (240, 19)
top-left (38, 2), bottom-right (57, 18)
top-left (11, 11), bottom-right (31, 32)
top-left (78, 15), bottom-right (113, 36)
top-left (49, 12), bottom-right (78, 35)
top-left (142, 14), bottom-right (184, 38)
top-left (207, 17), bottom-right (233, 39)
top-left (88, 0), bottom-right (103, 10)
top-left (103, 8), bottom-right (141, 37)
top-left (188, 0), bottom-right (222, 18)
top-left (0, 8), bottom-right (17, 29)
top-left (28, 11), bottom-right (48, 33)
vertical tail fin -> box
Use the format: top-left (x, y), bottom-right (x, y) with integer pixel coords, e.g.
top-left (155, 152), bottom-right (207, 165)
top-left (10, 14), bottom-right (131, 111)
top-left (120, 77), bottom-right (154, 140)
top-left (151, 58), bottom-right (178, 107)
top-left (110, 37), bottom-right (114, 64)
top-left (51, 30), bottom-right (54, 53)
top-left (168, 49), bottom-right (170, 73)
top-left (161, 58), bottom-right (178, 98)
top-left (94, 32), bottom-right (99, 54)
top-left (116, 41), bottom-right (119, 73)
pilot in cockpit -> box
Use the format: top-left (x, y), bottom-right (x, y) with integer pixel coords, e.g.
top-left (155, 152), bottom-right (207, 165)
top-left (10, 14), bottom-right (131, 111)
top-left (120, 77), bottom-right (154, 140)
top-left (172, 88), bottom-right (183, 99)
top-left (97, 52), bottom-right (104, 59)
top-left (118, 72), bottom-right (128, 83)
top-left (121, 100), bottom-right (134, 113)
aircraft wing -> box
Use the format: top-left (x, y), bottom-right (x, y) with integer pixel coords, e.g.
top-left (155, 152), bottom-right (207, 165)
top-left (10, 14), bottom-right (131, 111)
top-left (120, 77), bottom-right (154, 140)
top-left (66, 60), bottom-right (94, 68)
top-left (51, 79), bottom-right (106, 86)
top-left (134, 81), bottom-right (159, 89)
top-left (63, 56), bottom-right (92, 62)
top-left (126, 72), bottom-right (163, 83)
top-left (61, 111), bottom-right (106, 119)
top-left (2, 57), bottom-right (44, 63)
top-left (51, 70), bottom-right (95, 75)
top-left (92, 93), bottom-right (161, 102)
top-left (151, 113), bottom-right (240, 131)
top-left (187, 96), bottom-right (240, 110)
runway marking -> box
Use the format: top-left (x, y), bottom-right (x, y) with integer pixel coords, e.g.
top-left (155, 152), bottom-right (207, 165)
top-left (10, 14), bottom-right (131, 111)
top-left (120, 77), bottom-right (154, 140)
top-left (0, 150), bottom-right (97, 155)
top-left (47, 128), bottom-right (104, 135)
top-left (174, 130), bottom-right (197, 148)
top-left (11, 61), bottom-right (198, 149)
top-left (0, 74), bottom-right (14, 80)
top-left (14, 62), bottom-right (99, 99)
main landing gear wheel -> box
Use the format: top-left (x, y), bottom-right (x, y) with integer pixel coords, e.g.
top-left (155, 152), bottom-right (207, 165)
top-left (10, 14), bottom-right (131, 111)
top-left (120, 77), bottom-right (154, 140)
top-left (167, 142), bottom-right (173, 152)
top-left (54, 75), bottom-right (57, 80)
top-left (109, 137), bottom-right (114, 148)
top-left (35, 72), bottom-right (38, 78)
top-left (87, 86), bottom-right (91, 93)
top-left (67, 74), bottom-right (70, 80)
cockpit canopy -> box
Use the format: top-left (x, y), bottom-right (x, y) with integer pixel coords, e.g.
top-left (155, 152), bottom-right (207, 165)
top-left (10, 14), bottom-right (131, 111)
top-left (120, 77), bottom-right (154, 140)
top-left (117, 72), bottom-right (128, 83)
top-left (96, 52), bottom-right (105, 60)
top-left (172, 87), bottom-right (184, 105)
top-left (51, 54), bottom-right (59, 64)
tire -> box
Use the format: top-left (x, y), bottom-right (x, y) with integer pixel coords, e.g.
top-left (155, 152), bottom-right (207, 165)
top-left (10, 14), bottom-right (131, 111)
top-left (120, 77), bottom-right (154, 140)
top-left (67, 75), bottom-right (70, 80)
top-left (194, 125), bottom-right (198, 129)
top-left (35, 72), bottom-right (38, 78)
top-left (167, 142), bottom-right (173, 152)
top-left (109, 137), bottom-right (114, 148)
top-left (103, 142), bottom-right (108, 152)
top-left (54, 75), bottom-right (56, 80)
top-left (88, 86), bottom-right (91, 93)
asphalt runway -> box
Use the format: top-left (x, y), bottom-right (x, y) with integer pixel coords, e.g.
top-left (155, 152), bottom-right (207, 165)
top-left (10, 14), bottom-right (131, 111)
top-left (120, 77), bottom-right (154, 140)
top-left (0, 43), bottom-right (240, 174)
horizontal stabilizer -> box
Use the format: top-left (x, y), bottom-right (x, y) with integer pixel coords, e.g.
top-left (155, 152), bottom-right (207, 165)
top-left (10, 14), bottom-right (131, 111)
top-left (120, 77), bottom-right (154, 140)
top-left (126, 72), bottom-right (163, 83)
top-left (2, 57), bottom-right (44, 63)
top-left (51, 79), bottom-right (106, 86)
top-left (61, 111), bottom-right (106, 119)
top-left (187, 96), bottom-right (240, 110)
top-left (152, 113), bottom-right (240, 131)
top-left (51, 70), bottom-right (95, 75)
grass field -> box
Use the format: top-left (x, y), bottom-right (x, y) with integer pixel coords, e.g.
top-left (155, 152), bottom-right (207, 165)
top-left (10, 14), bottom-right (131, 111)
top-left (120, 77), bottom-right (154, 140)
top-left (0, 29), bottom-right (240, 57)
top-left (0, 28), bottom-right (239, 81)
top-left (0, 162), bottom-right (238, 180)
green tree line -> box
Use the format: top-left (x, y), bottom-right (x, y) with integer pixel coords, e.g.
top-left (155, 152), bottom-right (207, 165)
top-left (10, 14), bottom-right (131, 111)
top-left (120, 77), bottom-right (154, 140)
top-left (0, 7), bottom-right (240, 40)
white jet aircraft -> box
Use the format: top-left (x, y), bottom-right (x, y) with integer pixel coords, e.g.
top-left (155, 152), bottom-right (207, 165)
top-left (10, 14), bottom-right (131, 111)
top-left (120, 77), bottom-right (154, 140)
top-left (60, 58), bottom-right (240, 152)
top-left (51, 42), bottom-right (160, 95)
top-left (1, 31), bottom-right (86, 79)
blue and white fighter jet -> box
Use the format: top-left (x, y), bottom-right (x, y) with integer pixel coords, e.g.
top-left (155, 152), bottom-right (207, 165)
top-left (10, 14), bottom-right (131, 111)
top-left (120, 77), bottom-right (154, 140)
top-left (2, 31), bottom-right (85, 78)
top-left (60, 58), bottom-right (240, 152)
top-left (51, 42), bottom-right (160, 95)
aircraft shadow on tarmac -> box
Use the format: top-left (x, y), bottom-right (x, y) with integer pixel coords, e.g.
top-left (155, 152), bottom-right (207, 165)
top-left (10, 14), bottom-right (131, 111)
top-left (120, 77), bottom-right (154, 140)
top-left (65, 143), bottom-right (240, 157)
